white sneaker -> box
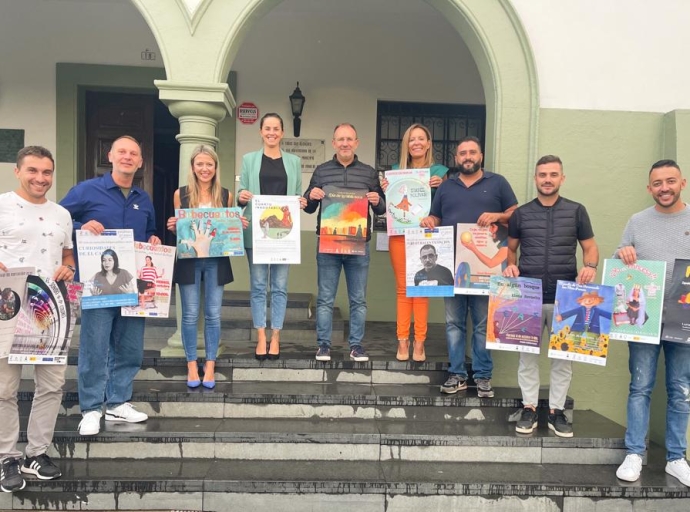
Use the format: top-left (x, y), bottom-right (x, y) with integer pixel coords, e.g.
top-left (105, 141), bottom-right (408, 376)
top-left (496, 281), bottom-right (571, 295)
top-left (616, 454), bottom-right (643, 482)
top-left (78, 411), bottom-right (102, 436)
top-left (665, 459), bottom-right (690, 486)
top-left (105, 403), bottom-right (148, 423)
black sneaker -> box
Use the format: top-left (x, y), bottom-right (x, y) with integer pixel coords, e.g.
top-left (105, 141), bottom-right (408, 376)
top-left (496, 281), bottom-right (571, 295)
top-left (21, 453), bottom-right (62, 480)
top-left (349, 345), bottom-right (369, 362)
top-left (440, 374), bottom-right (467, 394)
top-left (515, 407), bottom-right (539, 434)
top-left (1, 457), bottom-right (26, 492)
top-left (315, 346), bottom-right (331, 361)
top-left (475, 378), bottom-right (495, 398)
top-left (548, 409), bottom-right (573, 438)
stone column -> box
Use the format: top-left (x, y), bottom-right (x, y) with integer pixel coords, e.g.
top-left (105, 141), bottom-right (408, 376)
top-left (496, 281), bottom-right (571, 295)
top-left (155, 81), bottom-right (235, 356)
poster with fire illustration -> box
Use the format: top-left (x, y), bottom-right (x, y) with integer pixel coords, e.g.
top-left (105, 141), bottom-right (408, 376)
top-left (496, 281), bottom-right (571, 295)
top-left (318, 186), bottom-right (369, 256)
top-left (487, 276), bottom-right (543, 354)
top-left (602, 258), bottom-right (666, 344)
top-left (8, 277), bottom-right (83, 365)
top-left (385, 169), bottom-right (431, 236)
top-left (251, 195), bottom-right (301, 264)
top-left (548, 281), bottom-right (615, 366)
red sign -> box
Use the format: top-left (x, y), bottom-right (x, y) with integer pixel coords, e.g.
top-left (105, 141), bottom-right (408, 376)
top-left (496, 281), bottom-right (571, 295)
top-left (237, 102), bottom-right (259, 125)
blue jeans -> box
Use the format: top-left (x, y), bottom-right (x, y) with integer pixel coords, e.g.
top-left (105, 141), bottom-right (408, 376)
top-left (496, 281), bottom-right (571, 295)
top-left (246, 249), bottom-right (289, 330)
top-left (624, 340), bottom-right (690, 461)
top-left (316, 244), bottom-right (370, 348)
top-left (78, 307), bottom-right (145, 413)
top-left (443, 294), bottom-right (492, 379)
top-left (178, 258), bottom-right (224, 362)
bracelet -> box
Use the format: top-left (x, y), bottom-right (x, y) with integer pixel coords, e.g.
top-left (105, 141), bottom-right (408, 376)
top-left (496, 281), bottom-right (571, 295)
top-left (585, 263), bottom-right (598, 269)
top-left (65, 264), bottom-right (76, 273)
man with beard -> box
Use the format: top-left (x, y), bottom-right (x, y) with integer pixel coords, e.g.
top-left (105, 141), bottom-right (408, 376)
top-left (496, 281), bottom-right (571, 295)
top-left (614, 160), bottom-right (690, 487)
top-left (421, 136), bottom-right (517, 397)
top-left (503, 155), bottom-right (598, 437)
top-left (414, 245), bottom-right (454, 286)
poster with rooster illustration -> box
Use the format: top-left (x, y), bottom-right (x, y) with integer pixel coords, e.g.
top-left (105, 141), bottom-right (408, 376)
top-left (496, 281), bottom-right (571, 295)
top-left (251, 195), bottom-right (301, 264)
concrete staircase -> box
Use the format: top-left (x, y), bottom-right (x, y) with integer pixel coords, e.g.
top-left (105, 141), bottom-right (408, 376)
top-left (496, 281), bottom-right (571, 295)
top-left (6, 293), bottom-right (690, 511)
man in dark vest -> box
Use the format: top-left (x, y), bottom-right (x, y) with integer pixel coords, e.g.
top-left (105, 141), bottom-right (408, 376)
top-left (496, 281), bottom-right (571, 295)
top-left (503, 155), bottom-right (598, 437)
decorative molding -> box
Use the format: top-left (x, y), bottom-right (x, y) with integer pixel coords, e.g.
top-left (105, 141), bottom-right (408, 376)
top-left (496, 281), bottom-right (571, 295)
top-left (174, 0), bottom-right (213, 35)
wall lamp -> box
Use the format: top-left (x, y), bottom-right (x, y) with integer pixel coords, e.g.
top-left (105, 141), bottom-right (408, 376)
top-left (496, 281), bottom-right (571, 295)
top-left (289, 82), bottom-right (306, 137)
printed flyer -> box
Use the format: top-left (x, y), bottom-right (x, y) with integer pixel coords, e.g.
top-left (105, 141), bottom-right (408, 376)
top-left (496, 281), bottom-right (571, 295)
top-left (385, 168), bottom-right (431, 236)
top-left (0, 267), bottom-right (33, 359)
top-left (318, 186), bottom-right (369, 256)
top-left (549, 281), bottom-right (615, 366)
top-left (487, 276), bottom-right (543, 354)
top-left (661, 258), bottom-right (690, 344)
top-left (121, 242), bottom-right (176, 318)
top-left (602, 258), bottom-right (666, 344)
top-left (454, 223), bottom-right (508, 296)
top-left (9, 278), bottom-right (83, 365)
top-left (176, 207), bottom-right (244, 258)
top-left (76, 230), bottom-right (137, 309)
top-left (251, 195), bottom-right (302, 264)
top-left (404, 227), bottom-right (455, 297)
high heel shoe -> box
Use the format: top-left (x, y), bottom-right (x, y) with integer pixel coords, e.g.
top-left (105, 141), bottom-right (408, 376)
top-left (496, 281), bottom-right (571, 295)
top-left (202, 362), bottom-right (216, 389)
top-left (396, 339), bottom-right (410, 361)
top-left (187, 379), bottom-right (201, 388)
top-left (268, 333), bottom-right (280, 360)
top-left (412, 340), bottom-right (426, 362)
top-left (187, 361), bottom-right (201, 388)
top-left (255, 329), bottom-right (268, 361)
top-left (202, 379), bottom-right (216, 389)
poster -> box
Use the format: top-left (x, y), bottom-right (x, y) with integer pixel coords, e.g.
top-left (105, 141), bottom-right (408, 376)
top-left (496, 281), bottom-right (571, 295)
top-left (548, 281), bottom-right (615, 366)
top-left (318, 186), bottom-right (368, 256)
top-left (76, 230), bottom-right (137, 309)
top-left (176, 207), bottom-right (244, 259)
top-left (487, 276), bottom-right (543, 354)
top-left (121, 242), bottom-right (176, 318)
top-left (661, 258), bottom-right (690, 344)
top-left (602, 259), bottom-right (666, 344)
top-left (404, 227), bottom-right (455, 297)
top-left (0, 267), bottom-right (33, 359)
top-left (8, 278), bottom-right (83, 365)
top-left (251, 195), bottom-right (301, 264)
top-left (385, 169), bottom-right (431, 236)
top-left (454, 223), bottom-right (508, 296)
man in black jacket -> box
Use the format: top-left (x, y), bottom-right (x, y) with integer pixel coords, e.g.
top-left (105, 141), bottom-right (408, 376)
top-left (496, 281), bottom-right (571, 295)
top-left (304, 123), bottom-right (385, 362)
top-left (504, 155), bottom-right (598, 437)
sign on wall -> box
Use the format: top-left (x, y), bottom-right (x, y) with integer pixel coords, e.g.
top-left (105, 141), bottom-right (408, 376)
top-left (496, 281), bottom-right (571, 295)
top-left (282, 138), bottom-right (325, 174)
top-left (237, 102), bottom-right (259, 125)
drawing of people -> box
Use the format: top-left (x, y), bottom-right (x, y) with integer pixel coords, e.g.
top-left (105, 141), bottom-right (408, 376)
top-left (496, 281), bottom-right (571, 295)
top-left (556, 290), bottom-right (611, 335)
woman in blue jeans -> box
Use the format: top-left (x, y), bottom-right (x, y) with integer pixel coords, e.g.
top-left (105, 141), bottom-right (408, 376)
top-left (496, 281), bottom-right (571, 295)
top-left (237, 113), bottom-right (306, 360)
top-left (167, 145), bottom-right (239, 388)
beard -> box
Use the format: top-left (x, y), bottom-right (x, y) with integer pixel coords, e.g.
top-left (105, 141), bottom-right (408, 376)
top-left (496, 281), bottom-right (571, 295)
top-left (653, 190), bottom-right (682, 209)
top-left (537, 183), bottom-right (560, 197)
top-left (459, 161), bottom-right (481, 175)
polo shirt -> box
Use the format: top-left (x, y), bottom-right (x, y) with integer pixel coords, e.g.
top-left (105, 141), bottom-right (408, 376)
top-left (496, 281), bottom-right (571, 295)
top-left (60, 172), bottom-right (157, 243)
top-left (430, 170), bottom-right (517, 227)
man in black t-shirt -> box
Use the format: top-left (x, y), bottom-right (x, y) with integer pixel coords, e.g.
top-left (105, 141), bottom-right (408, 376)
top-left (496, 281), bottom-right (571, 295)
top-left (414, 245), bottom-right (454, 286)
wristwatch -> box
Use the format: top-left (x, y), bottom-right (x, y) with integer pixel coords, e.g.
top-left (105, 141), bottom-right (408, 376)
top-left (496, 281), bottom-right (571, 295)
top-left (585, 263), bottom-right (598, 269)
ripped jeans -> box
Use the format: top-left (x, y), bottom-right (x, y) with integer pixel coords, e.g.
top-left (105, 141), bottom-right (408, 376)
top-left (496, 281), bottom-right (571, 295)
top-left (624, 340), bottom-right (690, 461)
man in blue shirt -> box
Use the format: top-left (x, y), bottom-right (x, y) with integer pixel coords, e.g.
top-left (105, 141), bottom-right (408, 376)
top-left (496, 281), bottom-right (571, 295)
top-left (60, 136), bottom-right (160, 436)
top-left (421, 136), bottom-right (517, 397)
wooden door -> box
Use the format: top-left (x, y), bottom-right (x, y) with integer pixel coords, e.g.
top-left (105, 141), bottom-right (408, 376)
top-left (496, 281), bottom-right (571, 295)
top-left (85, 91), bottom-right (155, 196)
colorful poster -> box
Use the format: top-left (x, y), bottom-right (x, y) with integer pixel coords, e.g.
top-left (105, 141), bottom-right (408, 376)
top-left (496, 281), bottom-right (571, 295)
top-left (602, 259), bottom-right (666, 344)
top-left (121, 242), bottom-right (176, 318)
top-left (454, 223), bottom-right (508, 296)
top-left (404, 227), bottom-right (455, 297)
top-left (487, 276), bottom-right (543, 354)
top-left (0, 267), bottom-right (33, 359)
top-left (176, 208), bottom-right (244, 259)
top-left (318, 186), bottom-right (368, 256)
top-left (549, 281), bottom-right (615, 366)
top-left (76, 230), bottom-right (137, 309)
top-left (8, 278), bottom-right (83, 365)
top-left (385, 169), bottom-right (431, 236)
top-left (661, 258), bottom-right (690, 344)
top-left (251, 195), bottom-right (302, 264)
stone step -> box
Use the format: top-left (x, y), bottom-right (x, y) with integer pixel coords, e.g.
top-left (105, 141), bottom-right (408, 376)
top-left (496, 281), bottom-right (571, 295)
top-left (6, 456), bottom-right (686, 512)
top-left (29, 411), bottom-right (625, 465)
top-left (18, 381), bottom-right (573, 419)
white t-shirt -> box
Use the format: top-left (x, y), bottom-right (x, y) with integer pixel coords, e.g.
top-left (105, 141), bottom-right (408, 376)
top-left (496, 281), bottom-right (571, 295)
top-left (0, 191), bottom-right (74, 278)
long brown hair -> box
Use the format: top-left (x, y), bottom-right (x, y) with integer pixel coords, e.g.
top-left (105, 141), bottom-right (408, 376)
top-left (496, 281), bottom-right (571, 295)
top-left (398, 123), bottom-right (435, 169)
top-left (186, 145), bottom-right (223, 208)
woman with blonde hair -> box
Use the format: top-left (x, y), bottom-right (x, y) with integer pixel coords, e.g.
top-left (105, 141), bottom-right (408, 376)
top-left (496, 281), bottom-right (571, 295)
top-left (382, 123), bottom-right (448, 361)
top-left (167, 145), bottom-right (236, 389)
top-left (237, 113), bottom-right (306, 360)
